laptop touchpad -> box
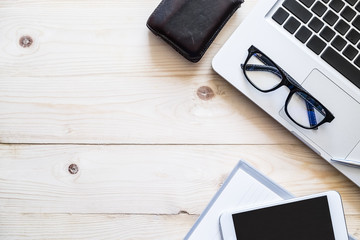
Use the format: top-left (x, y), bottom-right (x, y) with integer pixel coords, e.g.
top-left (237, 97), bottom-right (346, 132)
top-left (279, 69), bottom-right (360, 158)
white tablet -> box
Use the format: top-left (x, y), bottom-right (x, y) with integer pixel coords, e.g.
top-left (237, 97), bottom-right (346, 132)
top-left (219, 191), bottom-right (348, 240)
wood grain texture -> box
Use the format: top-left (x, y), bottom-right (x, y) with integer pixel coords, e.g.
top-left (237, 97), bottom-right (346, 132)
top-left (0, 0), bottom-right (359, 239)
top-left (0, 145), bottom-right (359, 216)
top-left (0, 213), bottom-right (197, 240)
top-left (0, 0), bottom-right (297, 144)
top-left (0, 213), bottom-right (359, 240)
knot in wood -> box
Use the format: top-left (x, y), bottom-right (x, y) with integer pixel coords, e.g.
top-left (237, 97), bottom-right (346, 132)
top-left (19, 36), bottom-right (33, 48)
top-left (68, 164), bottom-right (79, 175)
top-left (197, 86), bottom-right (215, 101)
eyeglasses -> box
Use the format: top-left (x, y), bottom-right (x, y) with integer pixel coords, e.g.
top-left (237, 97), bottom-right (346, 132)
top-left (242, 45), bottom-right (334, 130)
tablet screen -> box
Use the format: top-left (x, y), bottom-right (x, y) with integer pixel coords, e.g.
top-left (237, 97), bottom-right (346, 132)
top-left (232, 196), bottom-right (335, 240)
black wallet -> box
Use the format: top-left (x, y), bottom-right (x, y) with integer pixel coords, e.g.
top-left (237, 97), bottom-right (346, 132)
top-left (147, 0), bottom-right (244, 62)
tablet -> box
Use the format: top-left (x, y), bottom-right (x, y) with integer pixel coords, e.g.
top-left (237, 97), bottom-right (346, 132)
top-left (219, 191), bottom-right (348, 240)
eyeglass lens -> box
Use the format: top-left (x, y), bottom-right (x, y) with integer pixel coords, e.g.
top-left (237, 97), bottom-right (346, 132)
top-left (244, 52), bottom-right (283, 91)
top-left (287, 91), bottom-right (326, 128)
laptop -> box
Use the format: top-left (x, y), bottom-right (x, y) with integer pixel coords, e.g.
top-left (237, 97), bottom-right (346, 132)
top-left (212, 0), bottom-right (360, 187)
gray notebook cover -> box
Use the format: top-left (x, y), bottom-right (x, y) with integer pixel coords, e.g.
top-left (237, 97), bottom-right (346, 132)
top-left (184, 160), bottom-right (355, 240)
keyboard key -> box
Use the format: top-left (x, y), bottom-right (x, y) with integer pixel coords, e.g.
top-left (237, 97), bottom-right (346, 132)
top-left (334, 19), bottom-right (350, 35)
top-left (356, 2), bottom-right (360, 12)
top-left (341, 6), bottom-right (356, 22)
top-left (295, 26), bottom-right (313, 42)
top-left (355, 56), bottom-right (360, 68)
top-left (272, 7), bottom-right (290, 25)
top-left (343, 45), bottom-right (359, 60)
top-left (323, 10), bottom-right (339, 26)
top-left (353, 16), bottom-right (360, 31)
top-left (329, 0), bottom-right (345, 12)
top-left (283, 0), bottom-right (313, 23)
top-left (322, 0), bottom-right (330, 3)
top-left (307, 35), bottom-right (327, 54)
top-left (320, 26), bottom-right (336, 41)
top-left (321, 47), bottom-right (360, 89)
top-left (284, 17), bottom-right (301, 34)
top-left (331, 35), bottom-right (347, 50)
top-left (344, 0), bottom-right (357, 6)
top-left (300, 0), bottom-right (316, 7)
top-left (346, 29), bottom-right (360, 44)
top-left (308, 16), bottom-right (325, 32)
top-left (312, 1), bottom-right (328, 16)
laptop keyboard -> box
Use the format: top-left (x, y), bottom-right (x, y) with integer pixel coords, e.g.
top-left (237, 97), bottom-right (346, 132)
top-left (272, 0), bottom-right (360, 89)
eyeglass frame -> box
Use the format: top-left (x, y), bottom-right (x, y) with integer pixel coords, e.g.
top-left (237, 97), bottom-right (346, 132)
top-left (242, 45), bottom-right (335, 130)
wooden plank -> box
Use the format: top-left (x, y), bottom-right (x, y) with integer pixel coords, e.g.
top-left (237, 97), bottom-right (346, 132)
top-left (0, 213), bottom-right (197, 240)
top-left (0, 213), bottom-right (359, 240)
top-left (0, 0), bottom-right (298, 144)
top-left (0, 144), bottom-right (359, 215)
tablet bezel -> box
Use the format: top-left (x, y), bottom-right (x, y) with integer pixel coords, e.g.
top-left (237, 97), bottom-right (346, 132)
top-left (219, 191), bottom-right (348, 240)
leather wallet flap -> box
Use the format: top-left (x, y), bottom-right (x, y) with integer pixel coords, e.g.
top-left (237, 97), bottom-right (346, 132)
top-left (147, 0), bottom-right (244, 62)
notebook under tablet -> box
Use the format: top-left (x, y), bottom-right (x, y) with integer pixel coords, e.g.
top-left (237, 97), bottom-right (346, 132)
top-left (212, 0), bottom-right (360, 187)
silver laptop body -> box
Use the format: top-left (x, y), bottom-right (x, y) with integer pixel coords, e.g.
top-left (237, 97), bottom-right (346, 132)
top-left (213, 0), bottom-right (360, 186)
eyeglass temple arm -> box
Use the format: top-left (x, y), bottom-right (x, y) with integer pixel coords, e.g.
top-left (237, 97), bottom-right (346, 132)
top-left (306, 102), bottom-right (318, 128)
top-left (242, 64), bottom-right (283, 78)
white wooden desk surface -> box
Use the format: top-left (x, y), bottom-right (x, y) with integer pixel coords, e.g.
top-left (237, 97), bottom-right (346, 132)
top-left (0, 0), bottom-right (359, 239)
